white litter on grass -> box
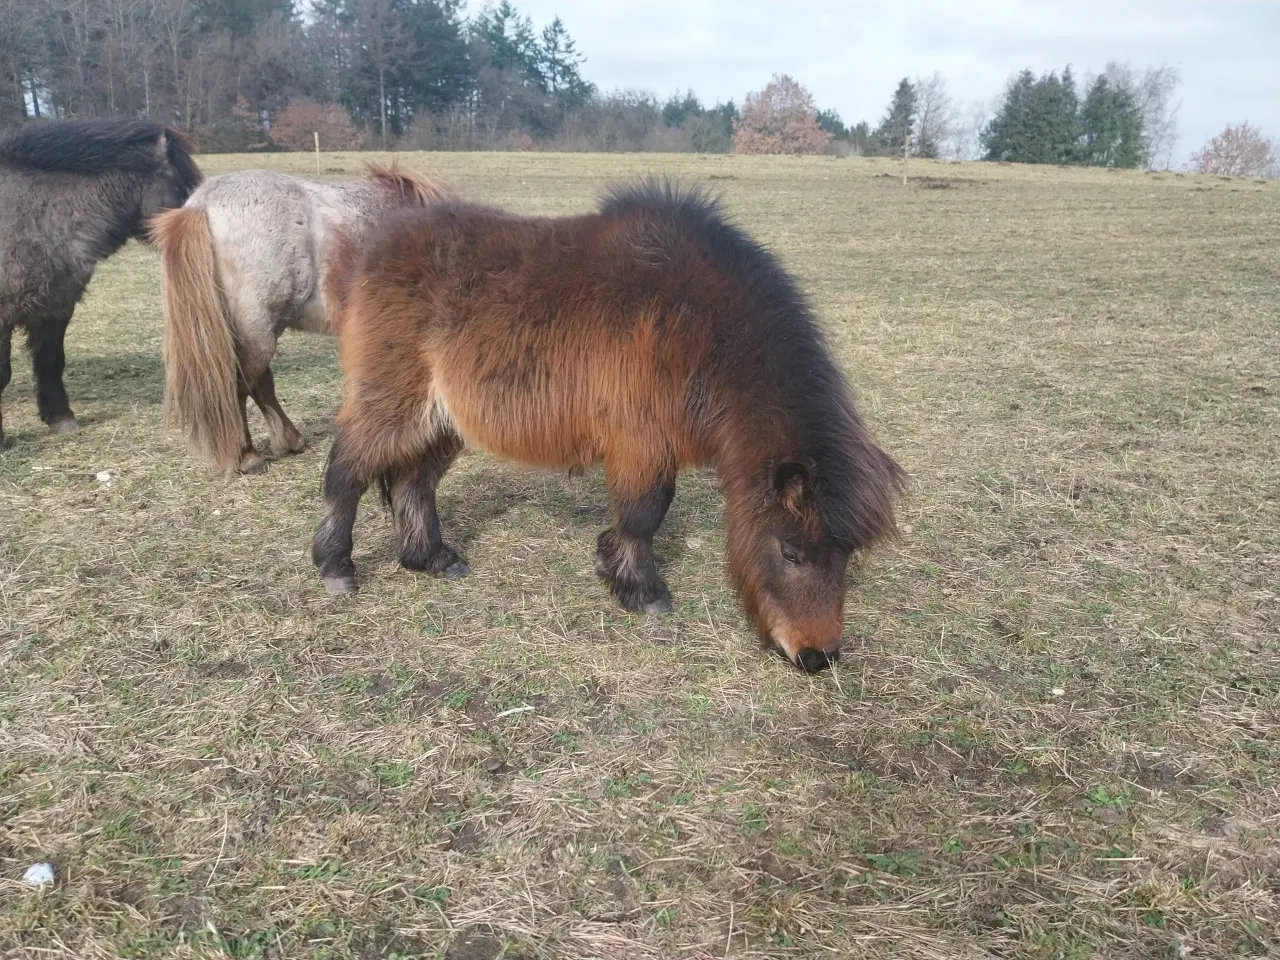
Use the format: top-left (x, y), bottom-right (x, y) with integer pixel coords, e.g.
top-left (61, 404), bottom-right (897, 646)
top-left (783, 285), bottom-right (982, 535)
top-left (23, 863), bottom-right (55, 888)
top-left (95, 471), bottom-right (112, 488)
top-left (1051, 687), bottom-right (1066, 697)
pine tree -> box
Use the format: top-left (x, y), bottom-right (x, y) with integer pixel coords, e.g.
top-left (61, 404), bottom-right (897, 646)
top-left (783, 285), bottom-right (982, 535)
top-left (817, 108), bottom-right (848, 140)
top-left (662, 89), bottom-right (702, 127)
top-left (982, 67), bottom-right (1079, 164)
top-left (871, 79), bottom-right (916, 156)
top-left (538, 17), bottom-right (591, 106)
top-left (472, 0), bottom-right (542, 88)
top-left (196, 0), bottom-right (296, 38)
top-left (850, 120), bottom-right (870, 155)
top-left (1078, 76), bottom-right (1145, 167)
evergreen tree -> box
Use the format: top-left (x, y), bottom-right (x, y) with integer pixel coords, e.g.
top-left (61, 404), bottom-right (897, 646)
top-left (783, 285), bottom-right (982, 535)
top-left (872, 79), bottom-right (915, 155)
top-left (816, 108), bottom-right (848, 140)
top-left (662, 89), bottom-right (702, 127)
top-left (850, 120), bottom-right (870, 155)
top-left (538, 17), bottom-right (591, 105)
top-left (684, 100), bottom-right (736, 152)
top-left (981, 67), bottom-right (1079, 164)
top-left (196, 0), bottom-right (295, 38)
top-left (1078, 76), bottom-right (1145, 167)
top-left (472, 0), bottom-right (542, 88)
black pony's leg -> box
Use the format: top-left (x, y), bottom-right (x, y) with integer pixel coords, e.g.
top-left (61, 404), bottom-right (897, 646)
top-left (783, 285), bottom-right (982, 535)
top-left (391, 431), bottom-right (467, 577)
top-left (311, 429), bottom-right (371, 595)
top-left (0, 325), bottom-right (12, 449)
top-left (30, 310), bottom-right (77, 433)
top-left (596, 475), bottom-right (677, 614)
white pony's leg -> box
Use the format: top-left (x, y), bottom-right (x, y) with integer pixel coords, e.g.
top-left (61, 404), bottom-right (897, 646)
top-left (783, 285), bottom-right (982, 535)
top-left (233, 298), bottom-right (293, 466)
top-left (249, 366), bottom-right (305, 456)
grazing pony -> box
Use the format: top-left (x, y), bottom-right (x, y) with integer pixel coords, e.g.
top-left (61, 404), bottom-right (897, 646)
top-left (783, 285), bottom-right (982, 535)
top-left (313, 180), bottom-right (905, 672)
top-left (0, 119), bottom-right (202, 449)
top-left (149, 165), bottom-right (453, 475)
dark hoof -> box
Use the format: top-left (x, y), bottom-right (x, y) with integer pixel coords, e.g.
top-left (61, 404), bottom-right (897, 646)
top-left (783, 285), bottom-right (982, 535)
top-left (323, 575), bottom-right (357, 596)
top-left (239, 454), bottom-right (267, 475)
top-left (440, 560), bottom-right (470, 579)
top-left (593, 550), bottom-right (611, 579)
top-left (643, 595), bottom-right (674, 615)
top-left (401, 544), bottom-right (469, 578)
top-left (795, 647), bottom-right (839, 674)
top-left (614, 580), bottom-right (674, 615)
top-left (48, 417), bottom-right (79, 435)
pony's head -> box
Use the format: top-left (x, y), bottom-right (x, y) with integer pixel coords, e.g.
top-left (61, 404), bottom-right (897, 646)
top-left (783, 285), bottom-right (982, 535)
top-left (137, 129), bottom-right (202, 233)
top-left (725, 432), bottom-right (905, 672)
top-left (727, 460), bottom-right (854, 672)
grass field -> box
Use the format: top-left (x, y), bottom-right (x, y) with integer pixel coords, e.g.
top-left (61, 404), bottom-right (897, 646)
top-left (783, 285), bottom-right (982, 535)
top-left (1, 151), bottom-right (1278, 960)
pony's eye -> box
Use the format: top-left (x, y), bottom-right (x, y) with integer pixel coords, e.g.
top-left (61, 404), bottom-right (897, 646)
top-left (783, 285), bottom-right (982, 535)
top-left (780, 543), bottom-right (801, 564)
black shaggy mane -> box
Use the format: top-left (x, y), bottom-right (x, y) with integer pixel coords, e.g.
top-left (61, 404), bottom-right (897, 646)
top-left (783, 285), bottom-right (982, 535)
top-left (0, 119), bottom-right (201, 190)
top-left (601, 177), bottom-right (906, 553)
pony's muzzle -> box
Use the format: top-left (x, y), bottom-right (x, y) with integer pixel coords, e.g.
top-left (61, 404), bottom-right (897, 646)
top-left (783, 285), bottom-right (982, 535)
top-left (795, 646), bottom-right (840, 673)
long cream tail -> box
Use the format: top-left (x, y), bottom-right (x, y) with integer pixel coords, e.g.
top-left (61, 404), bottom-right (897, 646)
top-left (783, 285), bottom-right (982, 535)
top-left (150, 206), bottom-right (243, 473)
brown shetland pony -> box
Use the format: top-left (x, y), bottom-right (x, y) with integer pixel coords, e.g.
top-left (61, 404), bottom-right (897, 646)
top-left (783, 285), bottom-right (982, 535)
top-left (313, 180), bottom-right (905, 672)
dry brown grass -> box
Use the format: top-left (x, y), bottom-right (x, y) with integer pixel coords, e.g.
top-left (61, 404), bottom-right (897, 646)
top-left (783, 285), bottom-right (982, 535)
top-left (1, 152), bottom-right (1278, 960)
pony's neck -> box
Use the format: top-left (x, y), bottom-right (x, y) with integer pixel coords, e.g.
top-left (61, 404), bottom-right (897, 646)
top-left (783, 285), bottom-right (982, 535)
top-left (79, 171), bottom-right (145, 259)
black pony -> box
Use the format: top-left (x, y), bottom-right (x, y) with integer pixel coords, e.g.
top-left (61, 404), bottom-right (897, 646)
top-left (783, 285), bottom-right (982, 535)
top-left (0, 119), bottom-right (202, 447)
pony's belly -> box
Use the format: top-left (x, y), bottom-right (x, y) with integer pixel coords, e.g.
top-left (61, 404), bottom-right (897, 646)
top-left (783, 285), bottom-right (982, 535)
top-left (293, 295), bottom-right (330, 335)
top-left (433, 384), bottom-right (599, 471)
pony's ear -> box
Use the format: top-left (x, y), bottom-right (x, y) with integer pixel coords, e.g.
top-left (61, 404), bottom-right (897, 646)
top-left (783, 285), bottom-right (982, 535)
top-left (774, 460), bottom-right (811, 516)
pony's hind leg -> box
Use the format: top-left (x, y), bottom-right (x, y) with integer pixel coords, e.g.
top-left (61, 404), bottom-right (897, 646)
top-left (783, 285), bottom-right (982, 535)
top-left (249, 368), bottom-right (306, 457)
top-left (311, 428), bottom-right (372, 594)
top-left (596, 474), bottom-right (677, 614)
top-left (236, 386), bottom-right (267, 475)
top-left (388, 431), bottom-right (468, 578)
top-left (29, 311), bottom-right (77, 434)
top-left (0, 325), bottom-right (11, 449)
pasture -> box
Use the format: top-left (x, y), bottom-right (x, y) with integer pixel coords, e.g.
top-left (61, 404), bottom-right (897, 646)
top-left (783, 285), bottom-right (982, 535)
top-left (1, 152), bottom-right (1277, 959)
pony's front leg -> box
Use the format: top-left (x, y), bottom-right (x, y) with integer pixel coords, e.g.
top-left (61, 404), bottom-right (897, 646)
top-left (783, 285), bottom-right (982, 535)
top-left (30, 311), bottom-right (77, 434)
top-left (312, 432), bottom-right (371, 595)
top-left (391, 432), bottom-right (468, 578)
top-left (596, 473), bottom-right (677, 614)
top-left (0, 324), bottom-right (11, 449)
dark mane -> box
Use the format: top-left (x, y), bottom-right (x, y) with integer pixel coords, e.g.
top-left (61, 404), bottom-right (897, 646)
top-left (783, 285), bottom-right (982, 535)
top-left (0, 119), bottom-right (201, 190)
top-left (602, 177), bottom-right (906, 552)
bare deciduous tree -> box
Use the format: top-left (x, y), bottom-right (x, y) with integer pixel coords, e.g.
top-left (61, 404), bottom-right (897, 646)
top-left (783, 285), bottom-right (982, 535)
top-left (945, 99), bottom-right (993, 161)
top-left (353, 0), bottom-right (410, 147)
top-left (1191, 123), bottom-right (1277, 177)
top-left (272, 99), bottom-right (366, 151)
top-left (912, 71), bottom-right (955, 159)
top-left (732, 74), bottom-right (831, 156)
top-left (1096, 61), bottom-right (1182, 169)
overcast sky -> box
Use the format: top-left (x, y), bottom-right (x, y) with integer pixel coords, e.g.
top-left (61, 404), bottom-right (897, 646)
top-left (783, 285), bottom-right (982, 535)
top-left (472, 0), bottom-right (1279, 167)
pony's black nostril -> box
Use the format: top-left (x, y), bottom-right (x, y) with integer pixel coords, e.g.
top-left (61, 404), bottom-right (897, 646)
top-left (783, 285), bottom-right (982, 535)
top-left (795, 647), bottom-right (835, 673)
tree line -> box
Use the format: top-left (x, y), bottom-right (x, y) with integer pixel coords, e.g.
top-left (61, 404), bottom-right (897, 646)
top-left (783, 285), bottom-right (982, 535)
top-left (0, 0), bottom-right (737, 152)
top-left (1, 0), bottom-right (1273, 174)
